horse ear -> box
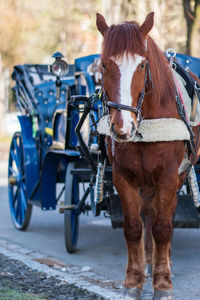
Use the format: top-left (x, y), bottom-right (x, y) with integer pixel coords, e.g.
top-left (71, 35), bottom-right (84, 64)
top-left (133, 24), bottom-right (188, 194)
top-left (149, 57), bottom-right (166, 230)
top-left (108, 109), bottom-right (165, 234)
top-left (96, 13), bottom-right (109, 36)
top-left (140, 12), bottom-right (154, 37)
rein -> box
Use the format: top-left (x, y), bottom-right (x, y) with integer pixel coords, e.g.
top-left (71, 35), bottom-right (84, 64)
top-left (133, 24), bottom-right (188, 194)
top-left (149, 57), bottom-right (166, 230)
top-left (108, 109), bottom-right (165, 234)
top-left (102, 60), bottom-right (150, 123)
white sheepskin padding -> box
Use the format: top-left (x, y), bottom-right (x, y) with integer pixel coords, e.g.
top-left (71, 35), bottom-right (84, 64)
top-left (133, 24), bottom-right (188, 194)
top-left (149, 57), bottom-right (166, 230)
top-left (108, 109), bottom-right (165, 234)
top-left (97, 115), bottom-right (190, 142)
top-left (132, 118), bottom-right (190, 142)
top-left (97, 115), bottom-right (111, 136)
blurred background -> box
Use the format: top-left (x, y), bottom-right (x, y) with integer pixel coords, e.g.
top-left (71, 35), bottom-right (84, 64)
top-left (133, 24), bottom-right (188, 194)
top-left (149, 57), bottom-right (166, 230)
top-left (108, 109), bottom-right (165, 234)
top-left (0, 0), bottom-right (200, 151)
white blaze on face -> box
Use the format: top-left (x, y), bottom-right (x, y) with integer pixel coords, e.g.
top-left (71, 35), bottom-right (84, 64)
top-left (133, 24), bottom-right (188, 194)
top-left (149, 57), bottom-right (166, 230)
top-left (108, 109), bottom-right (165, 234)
top-left (115, 54), bottom-right (144, 135)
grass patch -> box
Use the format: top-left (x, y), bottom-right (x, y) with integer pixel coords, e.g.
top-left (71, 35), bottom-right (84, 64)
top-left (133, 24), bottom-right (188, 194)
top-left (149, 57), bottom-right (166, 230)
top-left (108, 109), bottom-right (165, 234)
top-left (0, 287), bottom-right (46, 300)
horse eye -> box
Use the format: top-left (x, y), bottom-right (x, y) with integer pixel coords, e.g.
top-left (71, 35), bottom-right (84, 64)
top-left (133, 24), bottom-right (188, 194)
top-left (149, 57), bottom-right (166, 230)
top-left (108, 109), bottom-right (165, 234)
top-left (102, 62), bottom-right (106, 70)
top-left (140, 63), bottom-right (145, 71)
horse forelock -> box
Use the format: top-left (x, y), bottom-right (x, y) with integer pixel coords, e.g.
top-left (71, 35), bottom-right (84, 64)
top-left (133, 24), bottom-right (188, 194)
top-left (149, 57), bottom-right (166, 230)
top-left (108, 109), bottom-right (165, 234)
top-left (102, 22), bottom-right (146, 59)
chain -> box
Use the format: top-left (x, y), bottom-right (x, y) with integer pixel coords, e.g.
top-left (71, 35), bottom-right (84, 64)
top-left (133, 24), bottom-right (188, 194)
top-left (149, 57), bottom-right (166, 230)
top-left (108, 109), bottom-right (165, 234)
top-left (111, 137), bottom-right (115, 157)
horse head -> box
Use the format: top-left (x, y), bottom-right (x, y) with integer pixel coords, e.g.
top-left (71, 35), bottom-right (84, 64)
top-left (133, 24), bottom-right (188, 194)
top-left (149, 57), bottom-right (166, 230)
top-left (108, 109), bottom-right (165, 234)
top-left (96, 12), bottom-right (154, 141)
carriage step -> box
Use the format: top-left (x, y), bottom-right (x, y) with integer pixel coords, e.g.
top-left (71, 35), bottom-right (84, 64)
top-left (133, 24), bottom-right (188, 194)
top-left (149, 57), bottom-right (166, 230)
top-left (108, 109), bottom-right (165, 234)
top-left (105, 166), bottom-right (112, 173)
top-left (59, 201), bottom-right (76, 214)
top-left (174, 195), bottom-right (200, 228)
top-left (71, 168), bottom-right (95, 175)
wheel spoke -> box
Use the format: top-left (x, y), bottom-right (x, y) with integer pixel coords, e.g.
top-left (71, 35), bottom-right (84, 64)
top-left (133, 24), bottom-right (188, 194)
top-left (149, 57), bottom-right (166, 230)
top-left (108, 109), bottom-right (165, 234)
top-left (18, 143), bottom-right (24, 174)
top-left (13, 186), bottom-right (19, 206)
top-left (8, 133), bottom-right (32, 230)
top-left (20, 186), bottom-right (27, 211)
top-left (9, 166), bottom-right (18, 176)
top-left (15, 196), bottom-right (20, 220)
top-left (64, 164), bottom-right (80, 253)
top-left (14, 138), bottom-right (23, 173)
top-left (19, 191), bottom-right (25, 223)
top-left (10, 149), bottom-right (20, 173)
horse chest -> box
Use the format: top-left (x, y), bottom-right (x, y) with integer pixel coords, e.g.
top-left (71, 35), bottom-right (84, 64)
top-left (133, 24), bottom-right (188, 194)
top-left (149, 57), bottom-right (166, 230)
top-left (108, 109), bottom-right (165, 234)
top-left (113, 143), bottom-right (169, 186)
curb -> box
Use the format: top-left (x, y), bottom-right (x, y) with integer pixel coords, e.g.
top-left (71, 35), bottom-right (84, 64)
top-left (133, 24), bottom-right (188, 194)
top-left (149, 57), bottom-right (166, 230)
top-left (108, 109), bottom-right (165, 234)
top-left (0, 239), bottom-right (125, 300)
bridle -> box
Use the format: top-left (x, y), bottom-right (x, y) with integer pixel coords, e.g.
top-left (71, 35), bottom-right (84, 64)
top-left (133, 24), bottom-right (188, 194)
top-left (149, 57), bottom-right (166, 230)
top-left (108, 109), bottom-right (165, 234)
top-left (102, 60), bottom-right (151, 124)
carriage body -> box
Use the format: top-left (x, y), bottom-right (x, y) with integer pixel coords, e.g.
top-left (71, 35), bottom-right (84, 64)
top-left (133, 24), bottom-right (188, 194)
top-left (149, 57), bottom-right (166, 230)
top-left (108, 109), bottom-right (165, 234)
top-left (8, 51), bottom-right (200, 252)
top-left (8, 61), bottom-right (80, 226)
top-left (8, 53), bottom-right (107, 251)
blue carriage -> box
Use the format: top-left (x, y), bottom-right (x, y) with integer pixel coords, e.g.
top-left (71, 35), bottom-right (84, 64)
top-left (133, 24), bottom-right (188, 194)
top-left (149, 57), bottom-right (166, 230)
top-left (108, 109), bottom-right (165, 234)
top-left (8, 51), bottom-right (200, 253)
top-left (8, 52), bottom-right (103, 252)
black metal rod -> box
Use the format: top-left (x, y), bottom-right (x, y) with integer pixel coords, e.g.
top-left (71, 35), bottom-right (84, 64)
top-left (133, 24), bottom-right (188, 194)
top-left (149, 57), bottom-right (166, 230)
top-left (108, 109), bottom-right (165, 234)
top-left (75, 101), bottom-right (97, 173)
top-left (57, 185), bottom-right (65, 203)
top-left (76, 186), bottom-right (91, 213)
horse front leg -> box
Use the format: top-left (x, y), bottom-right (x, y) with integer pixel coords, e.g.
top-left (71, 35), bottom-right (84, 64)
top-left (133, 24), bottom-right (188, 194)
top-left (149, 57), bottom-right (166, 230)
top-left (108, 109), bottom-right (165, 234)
top-left (113, 169), bottom-right (145, 289)
top-left (124, 210), bottom-right (145, 289)
top-left (152, 178), bottom-right (178, 299)
top-left (141, 186), bottom-right (155, 277)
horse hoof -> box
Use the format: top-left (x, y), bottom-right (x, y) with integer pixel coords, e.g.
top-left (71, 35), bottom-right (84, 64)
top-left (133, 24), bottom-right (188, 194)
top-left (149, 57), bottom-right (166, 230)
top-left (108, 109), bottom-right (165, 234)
top-left (152, 289), bottom-right (174, 300)
top-left (123, 287), bottom-right (142, 299)
top-left (145, 264), bottom-right (153, 278)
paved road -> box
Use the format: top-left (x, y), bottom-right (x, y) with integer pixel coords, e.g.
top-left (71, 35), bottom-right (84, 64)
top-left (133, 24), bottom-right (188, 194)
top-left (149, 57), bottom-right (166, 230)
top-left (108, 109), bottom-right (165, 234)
top-left (1, 159), bottom-right (200, 299)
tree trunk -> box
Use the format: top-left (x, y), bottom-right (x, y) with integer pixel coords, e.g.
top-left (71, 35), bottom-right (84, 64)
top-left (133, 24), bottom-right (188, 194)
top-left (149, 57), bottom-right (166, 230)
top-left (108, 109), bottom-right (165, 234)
top-left (191, 1), bottom-right (200, 56)
top-left (183, 0), bottom-right (200, 55)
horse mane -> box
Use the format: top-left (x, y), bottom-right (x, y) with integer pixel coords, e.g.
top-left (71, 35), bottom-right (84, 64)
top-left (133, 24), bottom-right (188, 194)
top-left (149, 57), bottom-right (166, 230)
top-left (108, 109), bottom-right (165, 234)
top-left (102, 22), bottom-right (176, 105)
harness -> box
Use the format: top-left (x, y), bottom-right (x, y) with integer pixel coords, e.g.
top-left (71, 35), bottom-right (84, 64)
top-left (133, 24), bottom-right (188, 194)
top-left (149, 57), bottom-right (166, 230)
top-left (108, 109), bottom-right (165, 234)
top-left (100, 50), bottom-right (200, 154)
top-left (166, 49), bottom-right (200, 153)
top-left (102, 60), bottom-right (151, 125)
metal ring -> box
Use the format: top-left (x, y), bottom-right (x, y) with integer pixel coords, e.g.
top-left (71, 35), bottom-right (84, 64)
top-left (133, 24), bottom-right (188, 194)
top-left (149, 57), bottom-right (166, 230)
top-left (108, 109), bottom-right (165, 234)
top-left (172, 62), bottom-right (177, 70)
top-left (185, 67), bottom-right (190, 72)
top-left (165, 48), bottom-right (176, 58)
top-left (194, 81), bottom-right (200, 91)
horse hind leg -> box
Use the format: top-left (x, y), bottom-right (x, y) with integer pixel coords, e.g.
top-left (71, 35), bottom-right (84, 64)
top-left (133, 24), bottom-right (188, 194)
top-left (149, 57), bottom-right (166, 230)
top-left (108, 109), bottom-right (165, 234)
top-left (144, 214), bottom-right (153, 277)
top-left (144, 211), bottom-right (172, 279)
top-left (153, 289), bottom-right (174, 300)
top-left (142, 187), bottom-right (155, 278)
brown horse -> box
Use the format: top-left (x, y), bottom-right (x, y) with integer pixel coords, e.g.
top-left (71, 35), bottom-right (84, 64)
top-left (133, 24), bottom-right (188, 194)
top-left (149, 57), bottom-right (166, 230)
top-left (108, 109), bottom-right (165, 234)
top-left (96, 12), bottom-right (200, 299)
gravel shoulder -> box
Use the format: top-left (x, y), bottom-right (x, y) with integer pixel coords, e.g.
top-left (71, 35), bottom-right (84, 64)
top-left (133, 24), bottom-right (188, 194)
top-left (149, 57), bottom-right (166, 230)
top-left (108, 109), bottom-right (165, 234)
top-left (0, 252), bottom-right (105, 300)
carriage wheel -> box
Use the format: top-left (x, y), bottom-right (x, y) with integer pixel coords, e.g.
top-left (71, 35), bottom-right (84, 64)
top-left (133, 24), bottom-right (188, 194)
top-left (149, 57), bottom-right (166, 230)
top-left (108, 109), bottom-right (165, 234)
top-left (64, 162), bottom-right (79, 253)
top-left (8, 132), bottom-right (32, 230)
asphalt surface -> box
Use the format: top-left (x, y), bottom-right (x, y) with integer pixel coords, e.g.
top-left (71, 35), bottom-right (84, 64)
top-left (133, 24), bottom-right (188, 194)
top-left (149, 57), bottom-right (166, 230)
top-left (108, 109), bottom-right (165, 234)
top-left (1, 158), bottom-right (200, 299)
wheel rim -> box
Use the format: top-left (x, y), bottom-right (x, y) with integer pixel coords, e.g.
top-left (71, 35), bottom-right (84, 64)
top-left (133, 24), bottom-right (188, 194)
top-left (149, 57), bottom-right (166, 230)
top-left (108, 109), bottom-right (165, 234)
top-left (8, 133), bottom-right (28, 228)
top-left (70, 174), bottom-right (79, 247)
top-left (64, 162), bottom-right (80, 253)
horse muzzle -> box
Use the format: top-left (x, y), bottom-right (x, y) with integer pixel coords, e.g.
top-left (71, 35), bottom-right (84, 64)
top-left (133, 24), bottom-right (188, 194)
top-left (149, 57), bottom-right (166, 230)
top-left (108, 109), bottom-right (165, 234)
top-left (110, 122), bottom-right (137, 142)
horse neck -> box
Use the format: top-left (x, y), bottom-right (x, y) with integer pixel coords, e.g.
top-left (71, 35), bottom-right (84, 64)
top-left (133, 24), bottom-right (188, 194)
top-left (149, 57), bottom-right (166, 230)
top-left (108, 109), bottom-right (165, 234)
top-left (141, 66), bottom-right (179, 119)
top-left (141, 36), bottom-right (179, 118)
